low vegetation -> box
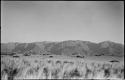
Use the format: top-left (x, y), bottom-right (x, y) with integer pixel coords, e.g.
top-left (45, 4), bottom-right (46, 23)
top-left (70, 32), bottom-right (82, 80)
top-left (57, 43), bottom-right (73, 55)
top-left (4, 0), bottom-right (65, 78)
top-left (1, 56), bottom-right (124, 80)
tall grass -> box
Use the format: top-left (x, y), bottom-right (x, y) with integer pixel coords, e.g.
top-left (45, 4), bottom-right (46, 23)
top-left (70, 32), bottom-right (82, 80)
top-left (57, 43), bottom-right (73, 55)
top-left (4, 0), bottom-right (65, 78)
top-left (1, 56), bottom-right (124, 80)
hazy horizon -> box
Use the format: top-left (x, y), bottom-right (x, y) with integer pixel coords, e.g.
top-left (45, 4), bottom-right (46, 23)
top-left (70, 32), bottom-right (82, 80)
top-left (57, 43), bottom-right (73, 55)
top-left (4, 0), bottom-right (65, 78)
top-left (1, 40), bottom-right (124, 45)
top-left (1, 1), bottom-right (124, 44)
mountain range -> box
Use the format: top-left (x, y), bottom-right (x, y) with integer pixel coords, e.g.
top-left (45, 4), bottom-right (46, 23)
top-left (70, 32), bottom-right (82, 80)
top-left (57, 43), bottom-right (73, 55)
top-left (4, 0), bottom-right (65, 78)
top-left (1, 40), bottom-right (124, 57)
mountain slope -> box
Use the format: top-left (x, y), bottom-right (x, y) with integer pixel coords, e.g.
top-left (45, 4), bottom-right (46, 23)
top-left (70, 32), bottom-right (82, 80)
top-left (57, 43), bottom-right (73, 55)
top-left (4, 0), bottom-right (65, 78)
top-left (1, 40), bottom-right (124, 57)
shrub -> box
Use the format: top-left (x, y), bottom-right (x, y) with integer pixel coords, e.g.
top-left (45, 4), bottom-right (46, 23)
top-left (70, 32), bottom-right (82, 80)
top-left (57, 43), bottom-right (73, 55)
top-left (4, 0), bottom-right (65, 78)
top-left (1, 56), bottom-right (124, 79)
top-left (69, 68), bottom-right (81, 78)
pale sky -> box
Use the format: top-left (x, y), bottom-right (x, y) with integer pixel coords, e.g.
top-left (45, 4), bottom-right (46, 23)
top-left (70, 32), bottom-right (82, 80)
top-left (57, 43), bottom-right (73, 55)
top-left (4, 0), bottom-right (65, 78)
top-left (1, 1), bottom-right (124, 44)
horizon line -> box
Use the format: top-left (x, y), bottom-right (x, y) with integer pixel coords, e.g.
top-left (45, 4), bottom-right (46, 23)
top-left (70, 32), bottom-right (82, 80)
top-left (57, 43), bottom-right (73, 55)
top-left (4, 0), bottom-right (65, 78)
top-left (1, 40), bottom-right (124, 45)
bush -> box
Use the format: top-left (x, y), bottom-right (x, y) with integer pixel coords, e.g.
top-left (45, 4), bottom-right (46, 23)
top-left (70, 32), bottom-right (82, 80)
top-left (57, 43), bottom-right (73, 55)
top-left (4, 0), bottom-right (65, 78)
top-left (1, 56), bottom-right (124, 79)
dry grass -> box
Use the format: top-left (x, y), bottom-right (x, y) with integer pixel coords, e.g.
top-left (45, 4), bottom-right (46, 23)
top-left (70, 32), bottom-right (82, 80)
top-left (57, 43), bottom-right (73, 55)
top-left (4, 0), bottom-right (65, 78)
top-left (1, 56), bottom-right (124, 80)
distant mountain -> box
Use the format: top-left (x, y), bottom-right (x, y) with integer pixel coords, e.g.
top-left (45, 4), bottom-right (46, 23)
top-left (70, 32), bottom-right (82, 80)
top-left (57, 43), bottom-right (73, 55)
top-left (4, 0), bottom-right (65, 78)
top-left (1, 40), bottom-right (124, 57)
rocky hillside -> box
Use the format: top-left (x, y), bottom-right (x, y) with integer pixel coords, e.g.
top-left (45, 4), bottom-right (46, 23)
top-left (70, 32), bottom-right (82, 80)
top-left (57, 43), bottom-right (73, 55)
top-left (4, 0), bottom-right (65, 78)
top-left (1, 40), bottom-right (124, 57)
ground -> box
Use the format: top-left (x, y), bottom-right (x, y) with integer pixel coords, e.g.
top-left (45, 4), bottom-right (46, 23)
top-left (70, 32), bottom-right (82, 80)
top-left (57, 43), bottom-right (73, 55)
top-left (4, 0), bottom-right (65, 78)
top-left (1, 55), bottom-right (124, 80)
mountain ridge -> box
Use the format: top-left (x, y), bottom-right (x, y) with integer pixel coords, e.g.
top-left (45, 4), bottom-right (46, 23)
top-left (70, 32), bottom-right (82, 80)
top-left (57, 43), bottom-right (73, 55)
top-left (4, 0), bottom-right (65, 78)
top-left (1, 40), bottom-right (124, 57)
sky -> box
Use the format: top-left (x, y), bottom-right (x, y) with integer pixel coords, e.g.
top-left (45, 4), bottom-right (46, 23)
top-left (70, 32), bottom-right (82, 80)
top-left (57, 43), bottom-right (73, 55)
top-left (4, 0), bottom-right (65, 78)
top-left (1, 1), bottom-right (124, 44)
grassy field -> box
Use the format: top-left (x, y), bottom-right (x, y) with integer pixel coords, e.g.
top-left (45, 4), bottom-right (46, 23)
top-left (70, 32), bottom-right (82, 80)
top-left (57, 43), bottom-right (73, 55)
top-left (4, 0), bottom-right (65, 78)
top-left (1, 55), bottom-right (124, 80)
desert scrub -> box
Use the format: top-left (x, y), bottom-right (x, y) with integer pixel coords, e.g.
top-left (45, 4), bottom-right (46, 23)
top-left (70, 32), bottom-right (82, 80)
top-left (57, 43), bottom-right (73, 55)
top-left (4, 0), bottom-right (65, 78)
top-left (51, 68), bottom-right (61, 79)
top-left (42, 67), bottom-right (49, 79)
top-left (62, 68), bottom-right (81, 79)
top-left (63, 70), bottom-right (71, 79)
top-left (2, 65), bottom-right (19, 80)
top-left (85, 65), bottom-right (93, 79)
top-left (22, 59), bottom-right (31, 67)
top-left (109, 64), bottom-right (124, 79)
top-left (26, 67), bottom-right (39, 76)
top-left (1, 56), bottom-right (124, 79)
top-left (62, 63), bottom-right (77, 79)
top-left (1, 58), bottom-right (22, 80)
top-left (69, 68), bottom-right (81, 78)
top-left (47, 60), bottom-right (52, 63)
